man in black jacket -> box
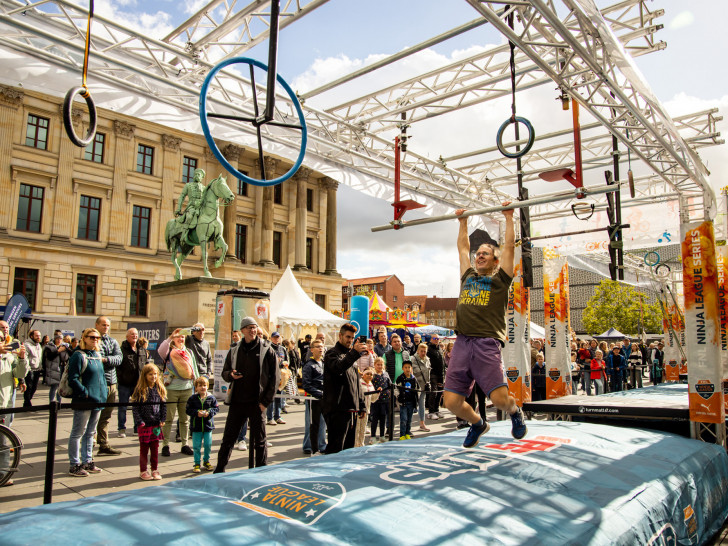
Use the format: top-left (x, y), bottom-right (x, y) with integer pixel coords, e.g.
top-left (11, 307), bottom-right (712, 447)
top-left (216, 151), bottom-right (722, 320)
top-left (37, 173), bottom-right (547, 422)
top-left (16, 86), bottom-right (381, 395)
top-left (322, 323), bottom-right (366, 454)
top-left (302, 339), bottom-right (325, 455)
top-left (118, 328), bottom-right (147, 437)
top-left (214, 316), bottom-right (279, 471)
top-left (426, 335), bottom-right (445, 418)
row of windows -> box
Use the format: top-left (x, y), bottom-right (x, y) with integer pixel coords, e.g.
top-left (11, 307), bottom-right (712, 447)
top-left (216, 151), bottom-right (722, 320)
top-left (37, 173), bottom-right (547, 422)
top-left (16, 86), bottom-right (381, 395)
top-left (26, 115), bottom-right (317, 210)
top-left (233, 224), bottom-right (314, 269)
top-left (17, 183), bottom-right (151, 247)
top-left (13, 268), bottom-right (149, 317)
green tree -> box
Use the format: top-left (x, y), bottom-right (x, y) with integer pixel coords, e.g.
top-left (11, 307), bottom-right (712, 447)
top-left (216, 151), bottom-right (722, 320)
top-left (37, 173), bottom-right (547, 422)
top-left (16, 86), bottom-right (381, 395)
top-left (581, 280), bottom-right (663, 335)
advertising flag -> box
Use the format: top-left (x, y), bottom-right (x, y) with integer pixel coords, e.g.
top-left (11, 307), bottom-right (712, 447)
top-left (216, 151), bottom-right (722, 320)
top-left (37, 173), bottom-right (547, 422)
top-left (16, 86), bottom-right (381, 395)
top-left (504, 246), bottom-right (531, 405)
top-left (717, 245), bottom-right (728, 409)
top-left (681, 220), bottom-right (724, 424)
top-left (543, 248), bottom-right (571, 398)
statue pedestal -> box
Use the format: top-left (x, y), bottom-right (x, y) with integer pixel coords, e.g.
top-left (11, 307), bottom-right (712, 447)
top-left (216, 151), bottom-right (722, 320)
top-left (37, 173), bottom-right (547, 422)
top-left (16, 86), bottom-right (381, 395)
top-left (150, 277), bottom-right (239, 334)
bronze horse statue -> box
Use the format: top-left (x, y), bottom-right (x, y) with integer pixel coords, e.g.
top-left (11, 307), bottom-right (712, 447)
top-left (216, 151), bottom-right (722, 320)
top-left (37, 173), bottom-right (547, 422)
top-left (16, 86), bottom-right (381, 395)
top-left (165, 174), bottom-right (235, 280)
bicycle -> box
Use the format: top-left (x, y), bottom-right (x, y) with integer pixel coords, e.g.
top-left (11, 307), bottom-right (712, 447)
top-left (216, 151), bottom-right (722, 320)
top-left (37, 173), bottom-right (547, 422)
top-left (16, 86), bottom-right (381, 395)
top-left (0, 420), bottom-right (22, 487)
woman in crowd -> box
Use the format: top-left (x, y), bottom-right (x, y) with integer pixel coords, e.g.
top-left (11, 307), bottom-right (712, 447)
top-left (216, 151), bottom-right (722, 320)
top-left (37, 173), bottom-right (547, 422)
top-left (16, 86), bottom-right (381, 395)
top-left (158, 329), bottom-right (199, 457)
top-left (45, 334), bottom-right (68, 403)
top-left (627, 342), bottom-right (643, 389)
top-left (410, 343), bottom-right (432, 432)
top-left (67, 328), bottom-right (107, 477)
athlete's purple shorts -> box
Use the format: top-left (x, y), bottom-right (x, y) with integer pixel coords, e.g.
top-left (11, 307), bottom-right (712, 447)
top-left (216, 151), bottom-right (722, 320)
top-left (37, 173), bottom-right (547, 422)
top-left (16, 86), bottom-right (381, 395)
top-left (443, 334), bottom-right (507, 397)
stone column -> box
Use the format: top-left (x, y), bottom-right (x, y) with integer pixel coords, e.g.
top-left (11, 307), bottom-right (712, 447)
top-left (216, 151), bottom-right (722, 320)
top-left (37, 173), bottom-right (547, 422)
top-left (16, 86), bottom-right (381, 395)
top-left (322, 177), bottom-right (339, 276)
top-left (292, 166), bottom-right (311, 271)
top-left (221, 144), bottom-right (242, 258)
top-left (256, 157), bottom-right (278, 266)
top-left (161, 134), bottom-right (181, 250)
top-left (53, 104), bottom-right (81, 239)
top-left (0, 86), bottom-right (23, 230)
top-left (109, 120), bottom-right (135, 245)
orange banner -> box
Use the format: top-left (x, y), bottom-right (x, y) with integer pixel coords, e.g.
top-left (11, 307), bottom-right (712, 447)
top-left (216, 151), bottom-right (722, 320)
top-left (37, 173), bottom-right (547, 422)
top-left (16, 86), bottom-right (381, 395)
top-left (717, 245), bottom-right (728, 410)
top-left (505, 247), bottom-right (531, 406)
top-left (543, 248), bottom-right (571, 399)
top-left (681, 220), bottom-right (724, 424)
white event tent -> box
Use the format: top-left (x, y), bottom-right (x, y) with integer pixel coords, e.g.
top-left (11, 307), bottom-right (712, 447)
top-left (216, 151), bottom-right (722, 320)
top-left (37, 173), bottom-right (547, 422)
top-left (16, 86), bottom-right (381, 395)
top-left (270, 266), bottom-right (347, 341)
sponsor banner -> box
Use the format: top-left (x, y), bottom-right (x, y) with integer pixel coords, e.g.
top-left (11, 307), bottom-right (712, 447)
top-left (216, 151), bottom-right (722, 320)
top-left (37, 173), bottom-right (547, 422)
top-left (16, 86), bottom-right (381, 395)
top-left (504, 246), bottom-right (531, 405)
top-left (543, 248), bottom-right (571, 398)
top-left (681, 220), bottom-right (724, 423)
top-left (2, 293), bottom-right (30, 336)
top-left (126, 320), bottom-right (167, 366)
top-left (663, 293), bottom-right (681, 382)
top-left (718, 246), bottom-right (728, 409)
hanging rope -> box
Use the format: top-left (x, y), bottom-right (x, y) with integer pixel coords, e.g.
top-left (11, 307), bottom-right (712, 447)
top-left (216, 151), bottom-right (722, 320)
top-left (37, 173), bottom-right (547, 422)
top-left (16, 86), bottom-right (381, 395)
top-left (62, 0), bottom-right (97, 147)
top-left (496, 8), bottom-right (534, 159)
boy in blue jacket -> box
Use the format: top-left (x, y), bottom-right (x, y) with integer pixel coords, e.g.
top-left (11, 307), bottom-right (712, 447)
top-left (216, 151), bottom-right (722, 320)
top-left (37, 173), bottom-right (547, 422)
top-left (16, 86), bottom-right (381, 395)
top-left (396, 361), bottom-right (419, 440)
top-left (186, 376), bottom-right (219, 472)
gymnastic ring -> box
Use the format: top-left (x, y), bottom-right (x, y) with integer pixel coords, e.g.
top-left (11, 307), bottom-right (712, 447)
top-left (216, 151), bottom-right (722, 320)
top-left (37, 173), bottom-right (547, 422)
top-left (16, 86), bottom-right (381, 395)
top-left (571, 202), bottom-right (594, 220)
top-left (199, 57), bottom-right (308, 187)
top-left (654, 262), bottom-right (671, 278)
top-left (63, 86), bottom-right (97, 147)
top-left (644, 250), bottom-right (660, 267)
top-left (496, 116), bottom-right (535, 159)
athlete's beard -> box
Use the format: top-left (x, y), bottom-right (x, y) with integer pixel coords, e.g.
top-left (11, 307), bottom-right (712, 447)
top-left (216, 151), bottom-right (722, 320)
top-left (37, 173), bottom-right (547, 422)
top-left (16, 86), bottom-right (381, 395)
top-left (476, 263), bottom-right (499, 277)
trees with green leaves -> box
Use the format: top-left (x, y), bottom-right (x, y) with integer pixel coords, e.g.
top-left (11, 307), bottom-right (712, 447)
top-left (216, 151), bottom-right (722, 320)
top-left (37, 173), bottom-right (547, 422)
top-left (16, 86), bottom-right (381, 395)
top-left (581, 280), bottom-right (663, 335)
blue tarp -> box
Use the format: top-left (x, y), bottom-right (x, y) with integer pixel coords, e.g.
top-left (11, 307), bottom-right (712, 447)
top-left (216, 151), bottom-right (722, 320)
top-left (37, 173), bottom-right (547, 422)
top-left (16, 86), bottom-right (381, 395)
top-left (1, 421), bottom-right (726, 545)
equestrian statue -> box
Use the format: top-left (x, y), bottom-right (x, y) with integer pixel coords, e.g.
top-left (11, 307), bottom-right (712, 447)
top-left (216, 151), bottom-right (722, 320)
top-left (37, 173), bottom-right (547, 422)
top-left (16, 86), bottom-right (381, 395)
top-left (165, 168), bottom-right (235, 280)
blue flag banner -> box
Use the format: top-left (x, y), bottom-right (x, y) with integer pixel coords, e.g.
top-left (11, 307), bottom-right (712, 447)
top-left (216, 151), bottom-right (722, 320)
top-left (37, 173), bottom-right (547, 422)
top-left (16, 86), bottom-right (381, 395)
top-left (1, 421), bottom-right (726, 545)
top-left (2, 294), bottom-right (30, 336)
top-left (126, 320), bottom-right (167, 366)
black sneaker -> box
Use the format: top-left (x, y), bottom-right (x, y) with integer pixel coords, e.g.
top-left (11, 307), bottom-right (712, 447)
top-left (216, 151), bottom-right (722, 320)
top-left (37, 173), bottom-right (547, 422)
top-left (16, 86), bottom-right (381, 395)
top-left (161, 445), bottom-right (171, 457)
top-left (181, 445), bottom-right (194, 456)
top-left (83, 461), bottom-right (102, 474)
top-left (462, 420), bottom-right (490, 449)
top-left (510, 407), bottom-right (528, 440)
top-left (97, 445), bottom-right (121, 456)
top-left (69, 464), bottom-right (89, 477)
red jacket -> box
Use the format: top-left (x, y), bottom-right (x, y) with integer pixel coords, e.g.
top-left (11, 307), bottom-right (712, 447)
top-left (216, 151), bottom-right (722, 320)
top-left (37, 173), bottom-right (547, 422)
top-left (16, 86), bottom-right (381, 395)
top-left (590, 358), bottom-right (605, 380)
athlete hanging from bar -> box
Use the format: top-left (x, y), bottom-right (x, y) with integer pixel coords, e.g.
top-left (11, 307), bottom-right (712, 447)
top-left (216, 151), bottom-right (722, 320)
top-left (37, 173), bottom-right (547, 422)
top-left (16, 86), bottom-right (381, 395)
top-left (443, 204), bottom-right (528, 448)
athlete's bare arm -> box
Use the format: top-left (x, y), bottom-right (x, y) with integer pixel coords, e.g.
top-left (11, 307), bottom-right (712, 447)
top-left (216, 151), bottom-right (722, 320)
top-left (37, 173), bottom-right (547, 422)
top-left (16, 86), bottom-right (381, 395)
top-left (455, 209), bottom-right (470, 277)
top-left (500, 204), bottom-right (515, 277)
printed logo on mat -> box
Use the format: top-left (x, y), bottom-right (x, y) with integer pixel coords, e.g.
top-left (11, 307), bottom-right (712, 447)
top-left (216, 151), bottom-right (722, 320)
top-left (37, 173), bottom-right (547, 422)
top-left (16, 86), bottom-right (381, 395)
top-left (231, 481), bottom-right (345, 525)
top-left (548, 368), bottom-right (561, 381)
top-left (506, 368), bottom-right (519, 382)
top-left (695, 380), bottom-right (715, 400)
top-left (684, 505), bottom-right (698, 544)
top-left (646, 523), bottom-right (677, 545)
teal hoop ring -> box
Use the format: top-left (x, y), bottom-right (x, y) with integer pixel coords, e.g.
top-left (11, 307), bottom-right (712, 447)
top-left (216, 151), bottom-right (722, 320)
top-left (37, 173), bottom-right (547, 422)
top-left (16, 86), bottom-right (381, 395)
top-left (199, 57), bottom-right (307, 187)
top-left (644, 251), bottom-right (660, 267)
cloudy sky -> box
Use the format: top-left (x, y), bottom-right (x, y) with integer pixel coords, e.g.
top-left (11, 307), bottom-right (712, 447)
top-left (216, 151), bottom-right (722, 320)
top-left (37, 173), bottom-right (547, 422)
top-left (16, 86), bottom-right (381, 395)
top-left (77, 0), bottom-right (728, 299)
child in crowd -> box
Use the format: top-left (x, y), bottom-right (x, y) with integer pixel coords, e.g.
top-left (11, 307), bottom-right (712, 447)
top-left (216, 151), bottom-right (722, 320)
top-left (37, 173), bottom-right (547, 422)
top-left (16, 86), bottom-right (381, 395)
top-left (131, 363), bottom-right (167, 481)
top-left (371, 357), bottom-right (391, 443)
top-left (396, 361), bottom-right (419, 440)
top-left (185, 376), bottom-right (219, 473)
top-left (355, 367), bottom-right (379, 447)
top-left (531, 353), bottom-right (547, 401)
top-left (590, 350), bottom-right (606, 395)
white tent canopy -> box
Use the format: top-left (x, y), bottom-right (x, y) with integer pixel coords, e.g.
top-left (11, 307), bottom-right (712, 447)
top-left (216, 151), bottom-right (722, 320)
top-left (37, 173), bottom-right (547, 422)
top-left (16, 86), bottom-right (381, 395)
top-left (270, 266), bottom-right (347, 341)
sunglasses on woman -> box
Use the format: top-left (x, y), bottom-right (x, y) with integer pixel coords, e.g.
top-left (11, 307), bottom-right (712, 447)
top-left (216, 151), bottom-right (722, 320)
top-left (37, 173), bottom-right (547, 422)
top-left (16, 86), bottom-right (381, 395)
top-left (86, 335), bottom-right (100, 341)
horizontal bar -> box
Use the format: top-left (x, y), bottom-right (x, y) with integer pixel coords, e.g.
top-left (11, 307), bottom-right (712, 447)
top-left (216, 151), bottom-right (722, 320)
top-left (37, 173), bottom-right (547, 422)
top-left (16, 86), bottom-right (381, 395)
top-left (370, 184), bottom-right (622, 232)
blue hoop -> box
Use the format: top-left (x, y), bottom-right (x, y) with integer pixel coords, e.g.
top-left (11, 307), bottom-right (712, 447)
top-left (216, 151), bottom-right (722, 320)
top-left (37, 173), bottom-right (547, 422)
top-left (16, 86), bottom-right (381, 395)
top-left (199, 57), bottom-right (308, 187)
top-left (496, 116), bottom-right (535, 159)
top-left (644, 251), bottom-right (660, 267)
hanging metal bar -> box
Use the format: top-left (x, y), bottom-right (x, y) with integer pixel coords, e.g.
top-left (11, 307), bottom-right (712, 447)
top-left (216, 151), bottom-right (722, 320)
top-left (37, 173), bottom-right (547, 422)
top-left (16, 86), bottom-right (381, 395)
top-left (371, 184), bottom-right (622, 232)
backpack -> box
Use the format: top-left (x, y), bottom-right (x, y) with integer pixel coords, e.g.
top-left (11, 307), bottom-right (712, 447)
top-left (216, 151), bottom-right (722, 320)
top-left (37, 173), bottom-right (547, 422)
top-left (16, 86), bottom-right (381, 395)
top-left (58, 353), bottom-right (88, 398)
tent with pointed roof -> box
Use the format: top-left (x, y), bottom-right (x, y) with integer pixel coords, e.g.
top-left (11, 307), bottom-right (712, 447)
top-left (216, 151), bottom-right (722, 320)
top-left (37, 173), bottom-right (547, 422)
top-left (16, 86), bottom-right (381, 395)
top-left (594, 327), bottom-right (629, 341)
top-left (270, 266), bottom-right (347, 340)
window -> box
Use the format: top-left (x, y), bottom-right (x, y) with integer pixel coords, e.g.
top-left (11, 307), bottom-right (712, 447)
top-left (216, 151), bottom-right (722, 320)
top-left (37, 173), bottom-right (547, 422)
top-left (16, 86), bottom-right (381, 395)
top-left (182, 156), bottom-right (197, 184)
top-left (237, 171), bottom-right (249, 196)
top-left (136, 144), bottom-right (154, 175)
top-left (306, 237), bottom-right (313, 269)
top-left (129, 279), bottom-right (149, 317)
top-left (25, 114), bottom-right (49, 150)
top-left (77, 195), bottom-right (101, 241)
top-left (75, 273), bottom-right (97, 314)
top-left (131, 205), bottom-right (151, 248)
top-left (272, 230), bottom-right (282, 267)
top-left (274, 183), bottom-right (283, 205)
top-left (13, 268), bottom-right (38, 310)
top-left (16, 183), bottom-right (44, 233)
top-left (314, 294), bottom-right (326, 309)
top-left (393, 295), bottom-right (398, 302)
top-left (84, 133), bottom-right (105, 163)
top-left (306, 188), bottom-right (314, 212)
top-left (235, 224), bottom-right (247, 263)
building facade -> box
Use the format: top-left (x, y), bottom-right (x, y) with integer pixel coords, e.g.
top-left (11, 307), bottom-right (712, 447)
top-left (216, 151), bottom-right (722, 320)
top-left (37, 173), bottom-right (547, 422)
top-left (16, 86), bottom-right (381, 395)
top-left (423, 296), bottom-right (457, 329)
top-left (341, 274), bottom-right (405, 312)
top-left (0, 84), bottom-right (342, 337)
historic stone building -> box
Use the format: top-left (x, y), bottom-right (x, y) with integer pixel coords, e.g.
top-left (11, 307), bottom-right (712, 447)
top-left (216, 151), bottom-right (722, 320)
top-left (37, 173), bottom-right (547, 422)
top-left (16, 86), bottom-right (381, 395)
top-left (0, 84), bottom-right (342, 337)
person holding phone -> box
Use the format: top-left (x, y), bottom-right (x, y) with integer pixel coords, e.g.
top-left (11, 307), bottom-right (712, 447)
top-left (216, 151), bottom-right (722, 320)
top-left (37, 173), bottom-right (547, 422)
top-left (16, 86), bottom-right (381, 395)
top-left (0, 325), bottom-right (28, 425)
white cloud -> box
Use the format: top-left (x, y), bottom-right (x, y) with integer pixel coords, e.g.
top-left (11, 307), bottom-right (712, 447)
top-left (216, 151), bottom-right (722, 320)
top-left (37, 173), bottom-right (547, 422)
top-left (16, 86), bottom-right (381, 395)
top-left (669, 11), bottom-right (695, 30)
top-left (184, 0), bottom-right (209, 15)
top-left (82, 0), bottom-right (175, 39)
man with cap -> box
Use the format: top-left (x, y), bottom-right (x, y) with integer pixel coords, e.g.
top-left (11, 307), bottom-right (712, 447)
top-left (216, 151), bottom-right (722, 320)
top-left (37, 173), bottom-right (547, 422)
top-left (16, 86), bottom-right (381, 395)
top-left (214, 317), bottom-right (279, 471)
top-left (267, 331), bottom-right (287, 424)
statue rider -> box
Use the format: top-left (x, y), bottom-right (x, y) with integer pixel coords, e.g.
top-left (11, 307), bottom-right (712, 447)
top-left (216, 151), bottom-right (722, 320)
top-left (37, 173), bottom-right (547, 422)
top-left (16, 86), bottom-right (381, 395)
top-left (175, 168), bottom-right (206, 245)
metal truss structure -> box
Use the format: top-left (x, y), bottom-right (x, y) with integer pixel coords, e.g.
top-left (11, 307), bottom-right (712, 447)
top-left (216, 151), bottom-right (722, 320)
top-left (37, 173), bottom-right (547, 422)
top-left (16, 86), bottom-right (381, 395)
top-left (0, 0), bottom-right (722, 225)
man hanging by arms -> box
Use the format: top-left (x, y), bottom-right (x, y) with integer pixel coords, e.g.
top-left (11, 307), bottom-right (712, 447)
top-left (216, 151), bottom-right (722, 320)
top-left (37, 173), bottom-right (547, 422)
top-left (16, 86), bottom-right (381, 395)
top-left (442, 204), bottom-right (527, 448)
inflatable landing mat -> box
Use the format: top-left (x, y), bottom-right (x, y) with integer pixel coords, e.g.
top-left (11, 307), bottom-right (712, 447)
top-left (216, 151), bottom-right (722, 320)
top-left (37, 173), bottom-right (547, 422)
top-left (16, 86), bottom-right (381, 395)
top-left (1, 421), bottom-right (727, 545)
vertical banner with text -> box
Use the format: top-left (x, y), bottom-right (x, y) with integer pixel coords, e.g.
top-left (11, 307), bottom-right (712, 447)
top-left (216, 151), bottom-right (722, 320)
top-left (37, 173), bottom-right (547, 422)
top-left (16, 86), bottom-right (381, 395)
top-left (543, 248), bottom-right (570, 398)
top-left (681, 220), bottom-right (724, 424)
top-left (717, 245), bottom-right (728, 410)
top-left (663, 294), bottom-right (681, 382)
top-left (504, 246), bottom-right (531, 406)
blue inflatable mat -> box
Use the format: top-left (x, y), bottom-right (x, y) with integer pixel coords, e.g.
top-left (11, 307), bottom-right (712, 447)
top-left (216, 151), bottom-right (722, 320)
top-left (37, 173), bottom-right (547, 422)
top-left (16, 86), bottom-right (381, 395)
top-left (1, 421), bottom-right (726, 545)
